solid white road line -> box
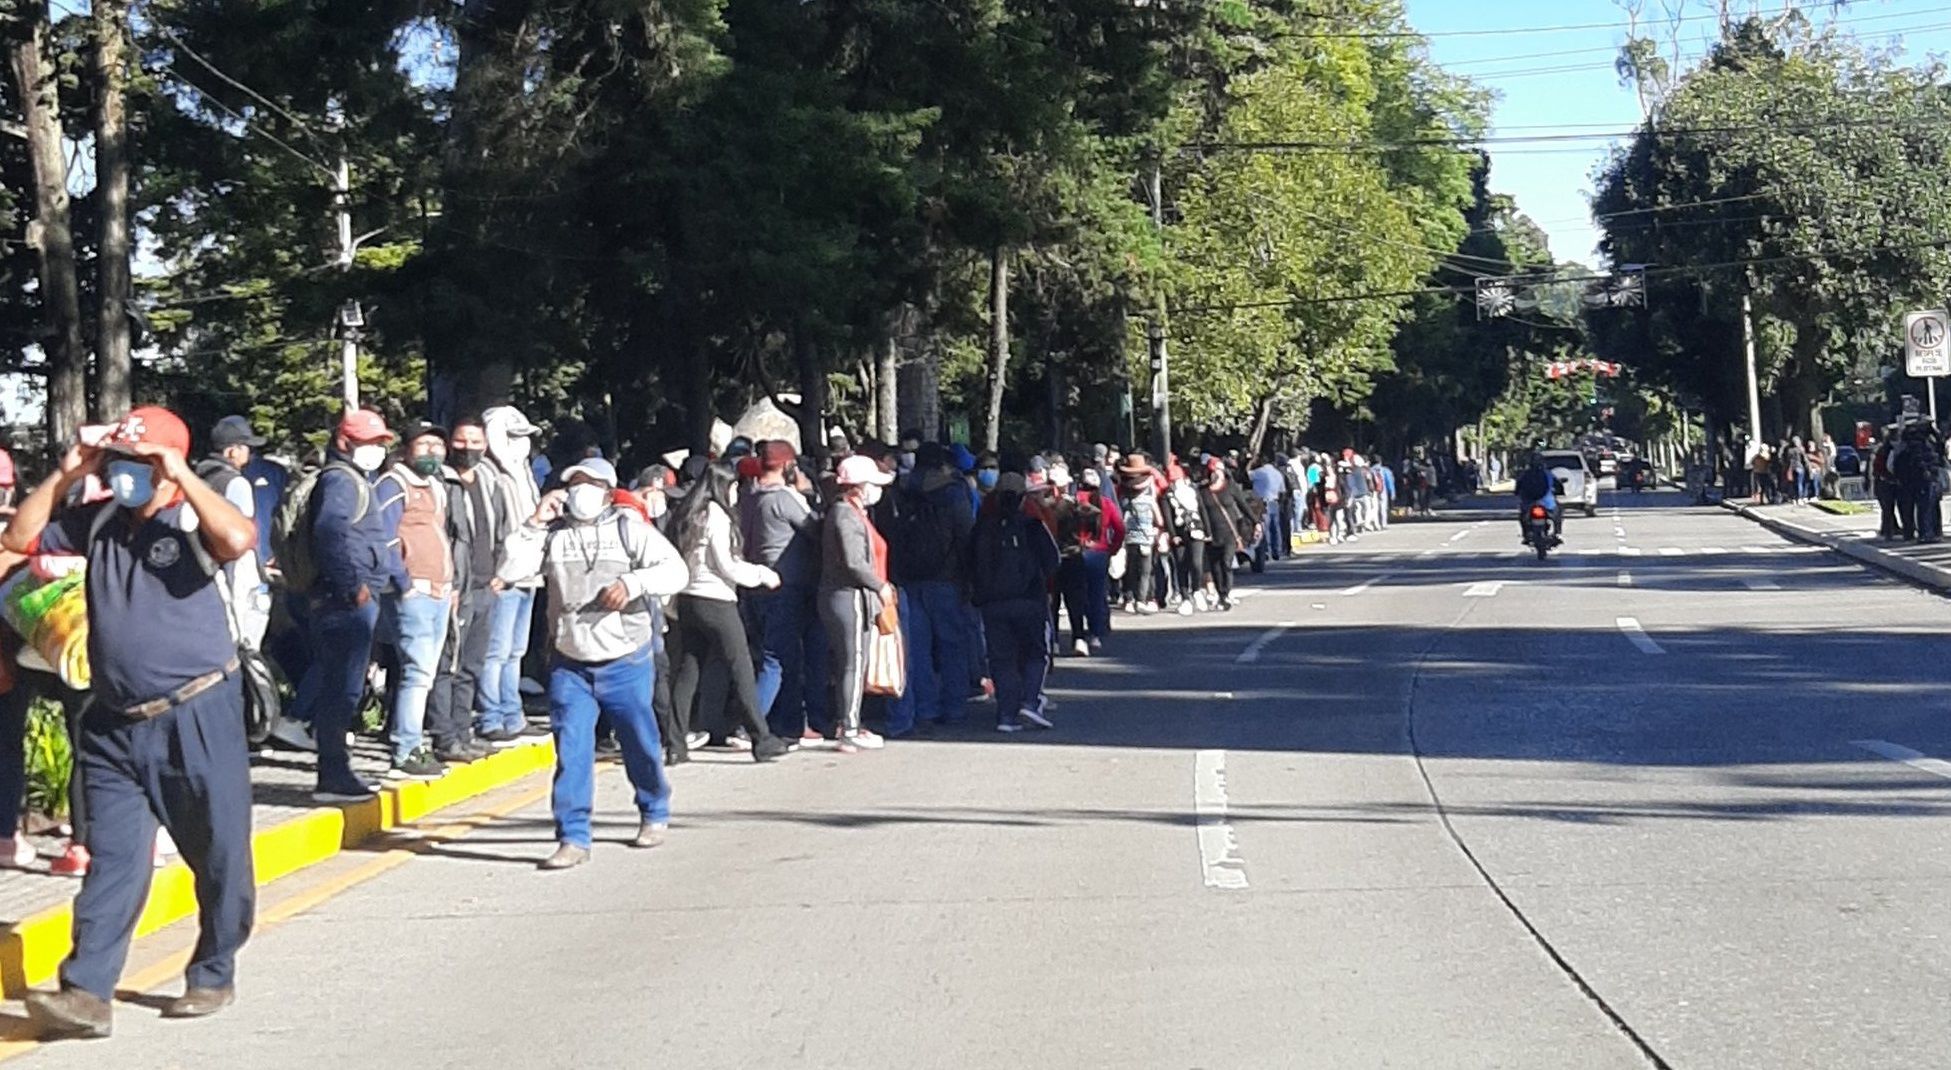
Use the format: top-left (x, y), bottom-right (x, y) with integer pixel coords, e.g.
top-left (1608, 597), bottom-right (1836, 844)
top-left (1448, 531), bottom-right (1469, 543)
top-left (1740, 545), bottom-right (1773, 554)
top-left (1742, 577), bottom-right (1781, 591)
top-left (1235, 623), bottom-right (1295, 664)
top-left (1851, 740), bottom-right (1951, 781)
top-left (1617, 571), bottom-right (1633, 588)
top-left (1340, 574), bottom-right (1389, 596)
top-left (1194, 749), bottom-right (1249, 890)
top-left (1462, 582), bottom-right (1504, 597)
top-left (1616, 616), bottom-right (1666, 655)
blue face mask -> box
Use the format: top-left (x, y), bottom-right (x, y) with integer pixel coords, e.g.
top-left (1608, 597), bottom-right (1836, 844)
top-left (106, 459), bottom-right (156, 508)
top-left (977, 469), bottom-right (999, 491)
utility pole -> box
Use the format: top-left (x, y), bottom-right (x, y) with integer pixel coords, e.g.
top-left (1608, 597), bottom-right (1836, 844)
top-left (1742, 293), bottom-right (1763, 446)
top-left (1146, 157), bottom-right (1172, 462)
top-left (334, 149), bottom-right (359, 410)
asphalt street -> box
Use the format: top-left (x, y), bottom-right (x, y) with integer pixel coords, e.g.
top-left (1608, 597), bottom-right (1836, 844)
top-left (14, 489), bottom-right (1951, 1069)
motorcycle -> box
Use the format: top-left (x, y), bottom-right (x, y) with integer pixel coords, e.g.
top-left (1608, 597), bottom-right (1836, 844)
top-left (1522, 503), bottom-right (1559, 561)
top-left (1629, 465), bottom-right (1649, 493)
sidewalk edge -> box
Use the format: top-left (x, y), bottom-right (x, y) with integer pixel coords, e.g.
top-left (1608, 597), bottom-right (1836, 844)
top-left (1719, 501), bottom-right (1951, 592)
top-left (0, 740), bottom-right (556, 997)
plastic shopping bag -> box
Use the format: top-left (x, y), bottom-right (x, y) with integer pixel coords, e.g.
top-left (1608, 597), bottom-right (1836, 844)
top-left (865, 594), bottom-right (906, 697)
top-left (0, 567), bottom-right (90, 690)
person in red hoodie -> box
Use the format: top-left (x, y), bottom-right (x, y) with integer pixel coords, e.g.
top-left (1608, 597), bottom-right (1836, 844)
top-left (1058, 465), bottom-right (1125, 656)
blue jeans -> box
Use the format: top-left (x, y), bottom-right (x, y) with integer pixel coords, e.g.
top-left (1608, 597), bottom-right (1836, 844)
top-left (547, 650), bottom-right (671, 847)
top-left (479, 587), bottom-right (536, 734)
top-left (291, 598), bottom-right (379, 784)
top-left (383, 591), bottom-right (451, 762)
top-left (744, 585), bottom-right (829, 739)
top-left (886, 580), bottom-right (970, 736)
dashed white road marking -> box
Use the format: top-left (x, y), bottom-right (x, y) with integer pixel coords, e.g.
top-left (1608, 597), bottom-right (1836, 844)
top-left (1235, 623), bottom-right (1295, 664)
top-left (1194, 750), bottom-right (1248, 890)
top-left (1462, 582), bottom-right (1504, 597)
top-left (1340, 575), bottom-right (1389, 596)
top-left (1740, 545), bottom-right (1773, 554)
top-left (1657, 547), bottom-right (1685, 557)
top-left (1617, 571), bottom-right (1633, 588)
top-left (1742, 577), bottom-right (1781, 591)
top-left (1619, 546), bottom-right (1643, 557)
top-left (1701, 546), bottom-right (1729, 555)
top-left (1448, 531), bottom-right (1469, 543)
top-left (1851, 740), bottom-right (1951, 781)
top-left (1616, 616), bottom-right (1666, 655)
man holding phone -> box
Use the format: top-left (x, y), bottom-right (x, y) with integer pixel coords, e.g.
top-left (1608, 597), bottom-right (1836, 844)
top-left (2, 406), bottom-right (259, 1037)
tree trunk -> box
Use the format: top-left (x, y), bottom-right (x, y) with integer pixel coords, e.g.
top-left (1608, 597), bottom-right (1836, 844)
top-left (876, 336), bottom-right (898, 444)
top-left (983, 244), bottom-right (1010, 453)
top-left (1246, 395), bottom-right (1276, 465)
top-left (10, 17), bottom-right (87, 449)
top-left (93, 0), bottom-right (133, 419)
top-left (796, 329), bottom-right (827, 466)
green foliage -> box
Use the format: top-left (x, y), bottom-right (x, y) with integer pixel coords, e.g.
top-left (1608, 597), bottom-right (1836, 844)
top-left (24, 697), bottom-right (70, 821)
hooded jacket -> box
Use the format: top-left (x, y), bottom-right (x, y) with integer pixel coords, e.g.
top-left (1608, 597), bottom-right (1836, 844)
top-left (483, 406), bottom-right (543, 590)
top-left (496, 504), bottom-right (689, 663)
top-left (312, 445), bottom-right (406, 604)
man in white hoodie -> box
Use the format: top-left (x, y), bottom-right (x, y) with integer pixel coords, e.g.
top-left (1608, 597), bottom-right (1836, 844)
top-left (478, 406), bottom-right (546, 745)
top-left (495, 458), bottom-right (690, 870)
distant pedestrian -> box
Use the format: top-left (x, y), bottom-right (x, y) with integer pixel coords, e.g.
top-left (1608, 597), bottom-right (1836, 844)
top-left (969, 473), bottom-right (1059, 733)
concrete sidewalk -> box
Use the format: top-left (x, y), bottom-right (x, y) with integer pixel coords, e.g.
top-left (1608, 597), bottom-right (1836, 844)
top-left (1722, 498), bottom-right (1951, 592)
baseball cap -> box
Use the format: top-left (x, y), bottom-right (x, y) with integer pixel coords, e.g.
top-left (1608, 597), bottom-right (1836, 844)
top-left (561, 457), bottom-right (619, 488)
top-left (836, 454), bottom-right (895, 487)
top-left (736, 455), bottom-right (764, 480)
top-left (338, 409), bottom-right (396, 444)
top-left (210, 415), bottom-right (266, 449)
top-left (106, 406), bottom-right (192, 457)
top-left (403, 419), bottom-right (448, 443)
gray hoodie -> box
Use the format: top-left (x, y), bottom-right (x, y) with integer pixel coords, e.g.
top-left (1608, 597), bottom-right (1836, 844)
top-left (483, 405), bottom-right (544, 589)
top-left (496, 506), bottom-right (690, 663)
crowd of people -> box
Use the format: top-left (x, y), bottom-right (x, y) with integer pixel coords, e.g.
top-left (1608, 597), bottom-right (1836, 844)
top-left (0, 400), bottom-right (1454, 1038)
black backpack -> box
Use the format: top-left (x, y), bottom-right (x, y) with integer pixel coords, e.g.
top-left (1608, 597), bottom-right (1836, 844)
top-left (972, 512), bottom-right (1043, 606)
top-left (889, 487), bottom-right (953, 582)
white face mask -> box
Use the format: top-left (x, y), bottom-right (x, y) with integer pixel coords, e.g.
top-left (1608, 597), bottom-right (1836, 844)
top-left (566, 483), bottom-right (609, 522)
top-left (508, 435), bottom-right (532, 462)
top-left (859, 484), bottom-right (884, 508)
top-left (351, 444), bottom-right (388, 473)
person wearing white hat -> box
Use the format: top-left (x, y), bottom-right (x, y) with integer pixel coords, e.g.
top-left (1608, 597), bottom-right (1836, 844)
top-left (478, 406), bottom-right (545, 745)
top-left (818, 455), bottom-right (895, 752)
top-left (494, 457), bottom-right (690, 870)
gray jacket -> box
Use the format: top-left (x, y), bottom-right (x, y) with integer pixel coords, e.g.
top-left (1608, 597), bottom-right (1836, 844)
top-left (819, 499), bottom-right (882, 592)
top-left (496, 507), bottom-right (689, 663)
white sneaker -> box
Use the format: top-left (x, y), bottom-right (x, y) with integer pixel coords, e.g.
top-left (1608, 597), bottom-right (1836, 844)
top-left (1087, 637), bottom-right (1103, 653)
top-left (1018, 706), bottom-right (1054, 730)
top-left (0, 836), bottom-right (33, 869)
top-left (1072, 639), bottom-right (1090, 657)
top-left (685, 731), bottom-right (710, 751)
top-left (267, 715), bottom-right (316, 753)
top-left (1138, 602), bottom-right (1159, 615)
top-left (1176, 600), bottom-right (1194, 617)
top-left (842, 728), bottom-right (885, 750)
top-left (154, 827), bottom-right (176, 869)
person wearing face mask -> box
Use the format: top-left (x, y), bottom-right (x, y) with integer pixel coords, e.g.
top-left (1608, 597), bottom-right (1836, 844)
top-left (373, 423), bottom-right (457, 781)
top-left (819, 455), bottom-right (896, 752)
top-left (740, 442), bottom-right (828, 744)
top-left (478, 406), bottom-right (547, 747)
top-left (3, 406), bottom-right (260, 1035)
top-left (494, 458), bottom-right (689, 870)
top-left (426, 416), bottom-right (504, 764)
top-left (277, 410), bottom-right (409, 803)
top-left (666, 462), bottom-right (790, 761)
top-left (196, 416), bottom-right (271, 649)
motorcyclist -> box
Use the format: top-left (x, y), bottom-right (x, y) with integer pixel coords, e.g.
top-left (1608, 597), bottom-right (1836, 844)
top-left (1514, 446), bottom-right (1563, 545)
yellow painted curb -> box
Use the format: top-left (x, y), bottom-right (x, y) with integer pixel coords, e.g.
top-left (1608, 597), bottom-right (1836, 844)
top-left (0, 740), bottom-right (557, 997)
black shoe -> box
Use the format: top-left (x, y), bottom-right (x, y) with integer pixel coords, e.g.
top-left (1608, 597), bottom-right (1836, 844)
top-left (479, 726), bottom-right (520, 747)
top-left (385, 749), bottom-right (445, 781)
top-left (464, 739), bottom-right (494, 760)
top-left (312, 773), bottom-right (379, 804)
top-left (24, 987), bottom-right (112, 1039)
top-left (519, 723), bottom-right (551, 739)
top-left (162, 986), bottom-right (235, 1020)
top-left (594, 735), bottom-right (621, 756)
top-left (434, 742), bottom-right (476, 764)
top-left (753, 736), bottom-right (792, 762)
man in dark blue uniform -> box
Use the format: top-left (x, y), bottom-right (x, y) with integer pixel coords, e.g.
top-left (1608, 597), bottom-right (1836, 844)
top-left (2, 405), bottom-right (260, 1039)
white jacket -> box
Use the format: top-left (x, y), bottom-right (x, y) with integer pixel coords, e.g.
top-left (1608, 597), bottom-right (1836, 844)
top-left (680, 502), bottom-right (778, 601)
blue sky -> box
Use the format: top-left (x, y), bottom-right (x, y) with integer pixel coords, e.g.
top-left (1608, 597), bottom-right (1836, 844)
top-left (1402, 0), bottom-right (1951, 266)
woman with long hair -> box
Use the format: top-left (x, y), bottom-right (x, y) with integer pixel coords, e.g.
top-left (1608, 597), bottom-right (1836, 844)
top-left (665, 462), bottom-right (791, 762)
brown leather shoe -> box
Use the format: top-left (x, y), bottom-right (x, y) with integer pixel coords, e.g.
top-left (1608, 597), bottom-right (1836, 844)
top-left (631, 822), bottom-right (667, 849)
top-left (538, 843), bottom-right (589, 870)
top-left (162, 986), bottom-right (235, 1019)
top-left (24, 987), bottom-right (111, 1039)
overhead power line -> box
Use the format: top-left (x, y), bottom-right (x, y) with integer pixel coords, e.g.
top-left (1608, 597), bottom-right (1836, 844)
top-left (1282, 0), bottom-right (1951, 39)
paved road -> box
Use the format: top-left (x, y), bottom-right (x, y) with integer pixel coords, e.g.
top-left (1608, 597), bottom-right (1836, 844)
top-left (17, 490), bottom-right (1951, 1069)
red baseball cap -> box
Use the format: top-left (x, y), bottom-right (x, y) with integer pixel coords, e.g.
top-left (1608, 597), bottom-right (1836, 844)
top-left (105, 406), bottom-right (192, 457)
top-left (338, 409), bottom-right (396, 444)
